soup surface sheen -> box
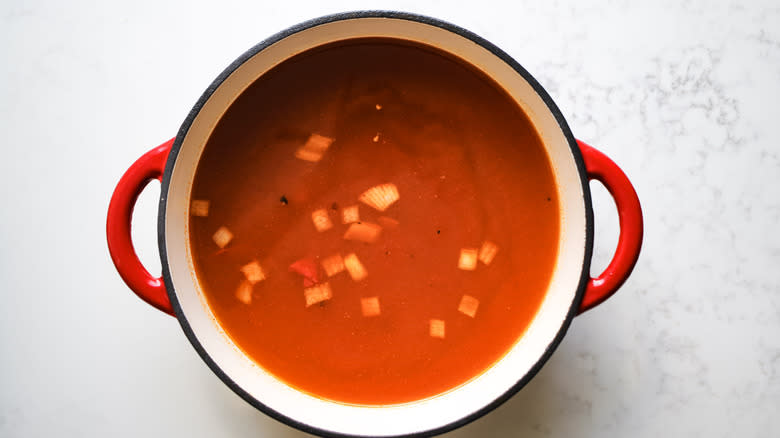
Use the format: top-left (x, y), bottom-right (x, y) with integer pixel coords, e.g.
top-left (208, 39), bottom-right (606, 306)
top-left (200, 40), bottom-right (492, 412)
top-left (189, 39), bottom-right (560, 405)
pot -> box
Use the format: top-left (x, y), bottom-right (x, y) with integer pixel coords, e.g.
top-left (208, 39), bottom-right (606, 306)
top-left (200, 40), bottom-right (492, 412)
top-left (106, 11), bottom-right (643, 438)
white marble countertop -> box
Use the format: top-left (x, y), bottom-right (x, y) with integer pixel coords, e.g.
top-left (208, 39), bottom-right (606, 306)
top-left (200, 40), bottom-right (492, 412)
top-left (1, 1), bottom-right (778, 437)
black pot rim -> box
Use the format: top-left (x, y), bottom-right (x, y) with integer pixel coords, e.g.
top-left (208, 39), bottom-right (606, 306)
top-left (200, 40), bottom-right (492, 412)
top-left (158, 10), bottom-right (594, 438)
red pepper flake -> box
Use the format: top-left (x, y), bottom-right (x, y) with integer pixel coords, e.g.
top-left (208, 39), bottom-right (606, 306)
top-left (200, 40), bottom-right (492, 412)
top-left (289, 258), bottom-right (320, 287)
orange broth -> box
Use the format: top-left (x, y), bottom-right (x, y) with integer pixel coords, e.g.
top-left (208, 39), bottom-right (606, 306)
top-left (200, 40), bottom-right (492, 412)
top-left (188, 39), bottom-right (560, 405)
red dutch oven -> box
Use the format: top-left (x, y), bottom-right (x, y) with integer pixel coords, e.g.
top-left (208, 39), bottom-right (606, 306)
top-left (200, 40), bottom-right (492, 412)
top-left (107, 11), bottom-right (642, 438)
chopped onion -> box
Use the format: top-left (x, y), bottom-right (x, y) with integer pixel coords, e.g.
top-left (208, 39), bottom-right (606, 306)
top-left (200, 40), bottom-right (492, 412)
top-left (235, 281), bottom-right (252, 304)
top-left (359, 183), bottom-right (399, 211)
top-left (311, 208), bottom-right (334, 232)
top-left (304, 282), bottom-right (332, 307)
top-left (344, 253), bottom-right (367, 281)
top-left (429, 319), bottom-right (446, 338)
top-left (372, 133), bottom-right (380, 143)
top-left (457, 248), bottom-right (478, 271)
top-left (479, 241), bottom-right (499, 265)
top-left (190, 200), bottom-right (210, 217)
top-left (342, 205), bottom-right (359, 224)
top-left (458, 295), bottom-right (479, 318)
top-left (360, 296), bottom-right (381, 317)
top-left (240, 261), bottom-right (266, 284)
top-left (295, 133), bottom-right (334, 162)
top-left (343, 222), bottom-right (382, 243)
top-left (295, 149), bottom-right (322, 162)
top-left (321, 254), bottom-right (345, 277)
top-left (375, 104), bottom-right (382, 110)
top-left (212, 226), bottom-right (233, 249)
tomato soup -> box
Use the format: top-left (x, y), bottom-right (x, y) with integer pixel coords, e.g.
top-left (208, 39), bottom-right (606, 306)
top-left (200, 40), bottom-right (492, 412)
top-left (188, 39), bottom-right (559, 405)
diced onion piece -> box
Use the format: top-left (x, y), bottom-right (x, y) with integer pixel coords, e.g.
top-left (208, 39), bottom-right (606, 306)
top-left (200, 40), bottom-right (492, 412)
top-left (295, 149), bottom-right (322, 162)
top-left (343, 222), bottom-right (382, 243)
top-left (359, 183), bottom-right (399, 211)
top-left (372, 133), bottom-right (380, 143)
top-left (458, 295), bottom-right (480, 318)
top-left (235, 281), bottom-right (252, 304)
top-left (311, 208), bottom-right (334, 232)
top-left (360, 296), bottom-right (381, 317)
top-left (344, 253), bottom-right (367, 281)
top-left (304, 282), bottom-right (332, 307)
top-left (377, 216), bottom-right (399, 229)
top-left (212, 226), bottom-right (233, 249)
top-left (429, 319), bottom-right (446, 338)
top-left (191, 200), bottom-right (210, 217)
top-left (375, 104), bottom-right (382, 110)
top-left (342, 205), bottom-right (360, 224)
top-left (479, 241), bottom-right (499, 265)
top-left (307, 133), bottom-right (334, 151)
top-left (295, 133), bottom-right (334, 162)
top-left (458, 248), bottom-right (478, 271)
top-left (240, 261), bottom-right (266, 284)
top-left (321, 254), bottom-right (345, 277)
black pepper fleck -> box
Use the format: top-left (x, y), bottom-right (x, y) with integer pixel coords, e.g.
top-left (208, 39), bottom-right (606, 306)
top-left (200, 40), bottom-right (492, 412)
top-left (436, 229), bottom-right (441, 235)
top-left (331, 202), bottom-right (339, 211)
top-left (280, 195), bottom-right (288, 205)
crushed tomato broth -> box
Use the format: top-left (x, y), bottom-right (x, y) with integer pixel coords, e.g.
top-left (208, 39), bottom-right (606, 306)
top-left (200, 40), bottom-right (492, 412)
top-left (188, 38), bottom-right (560, 405)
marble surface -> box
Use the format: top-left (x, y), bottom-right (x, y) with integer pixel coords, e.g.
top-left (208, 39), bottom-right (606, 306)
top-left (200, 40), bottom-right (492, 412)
top-left (1, 0), bottom-right (779, 436)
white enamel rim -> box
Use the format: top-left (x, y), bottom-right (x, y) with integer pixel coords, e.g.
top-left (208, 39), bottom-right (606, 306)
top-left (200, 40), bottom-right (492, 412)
top-left (159, 12), bottom-right (592, 438)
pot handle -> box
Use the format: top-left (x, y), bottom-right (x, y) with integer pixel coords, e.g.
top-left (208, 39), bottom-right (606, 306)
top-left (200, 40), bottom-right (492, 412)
top-left (107, 139), bottom-right (175, 316)
top-left (577, 140), bottom-right (643, 314)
